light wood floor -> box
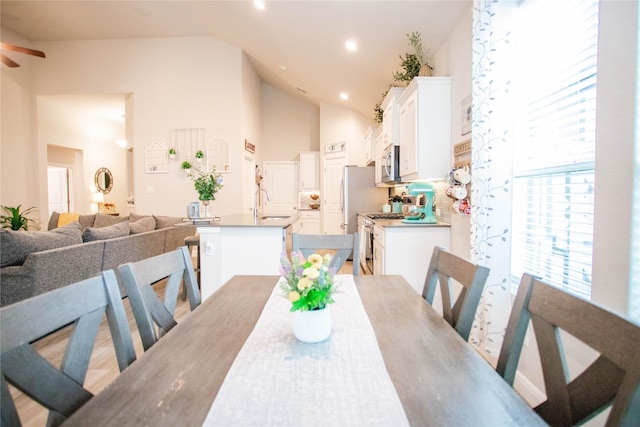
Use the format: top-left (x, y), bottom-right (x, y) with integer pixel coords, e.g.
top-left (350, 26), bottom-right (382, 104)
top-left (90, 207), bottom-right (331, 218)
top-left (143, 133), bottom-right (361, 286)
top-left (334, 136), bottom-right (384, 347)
top-left (10, 259), bottom-right (353, 426)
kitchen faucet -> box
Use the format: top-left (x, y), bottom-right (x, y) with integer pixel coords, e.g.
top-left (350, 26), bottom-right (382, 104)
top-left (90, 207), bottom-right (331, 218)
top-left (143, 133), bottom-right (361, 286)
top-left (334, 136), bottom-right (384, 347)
top-left (254, 188), bottom-right (271, 223)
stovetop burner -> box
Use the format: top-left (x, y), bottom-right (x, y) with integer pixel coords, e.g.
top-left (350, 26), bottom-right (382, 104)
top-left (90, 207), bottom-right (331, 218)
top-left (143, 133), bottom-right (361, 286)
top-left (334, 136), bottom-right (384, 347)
top-left (367, 212), bottom-right (405, 219)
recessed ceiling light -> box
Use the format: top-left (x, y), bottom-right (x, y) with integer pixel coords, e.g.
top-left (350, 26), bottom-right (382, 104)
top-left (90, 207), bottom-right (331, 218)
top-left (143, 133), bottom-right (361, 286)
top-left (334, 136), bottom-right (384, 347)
top-left (278, 64), bottom-right (287, 71)
top-left (254, 1), bottom-right (265, 10)
top-left (340, 93), bottom-right (349, 100)
top-left (345, 40), bottom-right (357, 52)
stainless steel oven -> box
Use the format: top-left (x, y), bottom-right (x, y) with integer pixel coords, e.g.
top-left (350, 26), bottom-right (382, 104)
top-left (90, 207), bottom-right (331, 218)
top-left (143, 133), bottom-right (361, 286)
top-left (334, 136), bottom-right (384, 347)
top-left (380, 145), bottom-right (401, 183)
top-left (358, 215), bottom-right (374, 275)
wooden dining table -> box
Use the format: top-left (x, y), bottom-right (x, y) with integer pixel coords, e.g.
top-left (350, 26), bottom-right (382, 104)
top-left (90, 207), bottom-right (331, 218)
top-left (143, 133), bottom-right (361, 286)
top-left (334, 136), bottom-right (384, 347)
top-left (64, 274), bottom-right (545, 426)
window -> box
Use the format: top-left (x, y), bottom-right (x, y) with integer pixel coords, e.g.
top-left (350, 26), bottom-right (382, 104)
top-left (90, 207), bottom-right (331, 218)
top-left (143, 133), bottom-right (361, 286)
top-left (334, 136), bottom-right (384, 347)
top-left (510, 0), bottom-right (599, 298)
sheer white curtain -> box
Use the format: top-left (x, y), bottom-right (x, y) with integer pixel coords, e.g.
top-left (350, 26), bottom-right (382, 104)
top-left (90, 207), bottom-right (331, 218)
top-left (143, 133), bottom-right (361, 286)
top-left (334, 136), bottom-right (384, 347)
top-left (469, 0), bottom-right (516, 357)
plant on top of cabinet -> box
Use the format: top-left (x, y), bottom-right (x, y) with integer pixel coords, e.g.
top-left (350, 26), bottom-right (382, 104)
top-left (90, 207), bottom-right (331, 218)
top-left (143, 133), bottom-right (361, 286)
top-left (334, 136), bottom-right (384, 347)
top-left (393, 53), bottom-right (420, 83)
top-left (373, 88), bottom-right (389, 124)
top-left (407, 31), bottom-right (432, 76)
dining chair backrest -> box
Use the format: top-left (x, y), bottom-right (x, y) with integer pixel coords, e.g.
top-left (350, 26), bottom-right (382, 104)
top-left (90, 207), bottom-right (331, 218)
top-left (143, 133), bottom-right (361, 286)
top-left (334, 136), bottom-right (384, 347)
top-left (292, 232), bottom-right (360, 275)
top-left (118, 245), bottom-right (200, 351)
top-left (496, 273), bottom-right (640, 426)
top-left (0, 270), bottom-right (136, 427)
top-left (422, 246), bottom-right (490, 341)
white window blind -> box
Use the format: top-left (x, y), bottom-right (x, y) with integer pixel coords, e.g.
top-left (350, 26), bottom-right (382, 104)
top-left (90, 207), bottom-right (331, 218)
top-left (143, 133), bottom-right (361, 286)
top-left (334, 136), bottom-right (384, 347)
top-left (510, 0), bottom-right (599, 298)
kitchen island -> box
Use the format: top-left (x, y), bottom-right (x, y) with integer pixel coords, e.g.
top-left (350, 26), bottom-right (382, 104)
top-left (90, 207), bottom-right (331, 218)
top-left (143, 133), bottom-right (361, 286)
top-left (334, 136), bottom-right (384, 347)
top-left (193, 214), bottom-right (297, 299)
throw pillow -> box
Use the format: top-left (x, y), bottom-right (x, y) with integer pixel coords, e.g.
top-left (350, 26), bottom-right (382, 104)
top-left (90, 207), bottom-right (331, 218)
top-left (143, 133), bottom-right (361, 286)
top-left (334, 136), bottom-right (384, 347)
top-left (93, 213), bottom-right (129, 228)
top-left (0, 222), bottom-right (83, 267)
top-left (82, 221), bottom-right (130, 242)
top-left (48, 212), bottom-right (96, 230)
top-left (129, 217), bottom-right (156, 234)
top-left (153, 215), bottom-right (183, 229)
top-left (128, 212), bottom-right (152, 222)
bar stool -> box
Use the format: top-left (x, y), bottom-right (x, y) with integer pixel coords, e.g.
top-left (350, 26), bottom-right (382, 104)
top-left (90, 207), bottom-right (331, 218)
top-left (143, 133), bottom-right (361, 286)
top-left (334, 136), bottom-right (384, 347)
top-left (182, 234), bottom-right (200, 300)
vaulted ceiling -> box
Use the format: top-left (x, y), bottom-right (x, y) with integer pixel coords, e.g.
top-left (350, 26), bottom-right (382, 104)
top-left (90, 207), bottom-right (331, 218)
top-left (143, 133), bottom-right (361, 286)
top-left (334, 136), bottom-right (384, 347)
top-left (1, 0), bottom-right (471, 119)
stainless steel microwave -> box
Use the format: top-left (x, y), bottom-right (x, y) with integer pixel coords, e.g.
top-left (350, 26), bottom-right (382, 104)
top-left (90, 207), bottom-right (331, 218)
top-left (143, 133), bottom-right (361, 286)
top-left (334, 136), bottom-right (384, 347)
top-left (381, 145), bottom-right (401, 183)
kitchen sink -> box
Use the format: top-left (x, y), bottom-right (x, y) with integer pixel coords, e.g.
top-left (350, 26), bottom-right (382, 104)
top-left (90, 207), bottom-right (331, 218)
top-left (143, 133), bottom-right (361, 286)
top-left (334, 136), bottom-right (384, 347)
top-left (260, 215), bottom-right (290, 220)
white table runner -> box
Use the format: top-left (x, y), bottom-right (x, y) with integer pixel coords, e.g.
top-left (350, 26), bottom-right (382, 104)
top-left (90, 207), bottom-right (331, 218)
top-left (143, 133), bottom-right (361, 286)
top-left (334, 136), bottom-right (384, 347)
top-left (202, 275), bottom-right (410, 427)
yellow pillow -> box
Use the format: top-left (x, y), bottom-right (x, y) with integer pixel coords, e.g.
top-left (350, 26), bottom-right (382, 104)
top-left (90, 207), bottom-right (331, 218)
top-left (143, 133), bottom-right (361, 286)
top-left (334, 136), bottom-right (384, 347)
top-left (57, 212), bottom-right (80, 227)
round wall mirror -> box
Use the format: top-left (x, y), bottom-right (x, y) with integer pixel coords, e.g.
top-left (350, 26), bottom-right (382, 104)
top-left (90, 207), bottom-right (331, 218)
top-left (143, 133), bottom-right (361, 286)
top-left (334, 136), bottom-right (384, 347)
top-left (95, 167), bottom-right (113, 194)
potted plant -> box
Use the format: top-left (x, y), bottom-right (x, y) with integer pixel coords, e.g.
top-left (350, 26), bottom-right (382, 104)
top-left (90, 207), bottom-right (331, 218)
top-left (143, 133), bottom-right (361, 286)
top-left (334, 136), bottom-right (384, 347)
top-left (1, 205), bottom-right (38, 231)
top-left (195, 150), bottom-right (204, 163)
top-left (392, 52), bottom-right (421, 83)
top-left (407, 31), bottom-right (433, 76)
top-left (279, 251), bottom-right (336, 343)
top-left (188, 166), bottom-right (224, 216)
top-left (169, 148), bottom-right (176, 159)
top-left (181, 161), bottom-right (192, 174)
top-left (373, 88), bottom-right (390, 123)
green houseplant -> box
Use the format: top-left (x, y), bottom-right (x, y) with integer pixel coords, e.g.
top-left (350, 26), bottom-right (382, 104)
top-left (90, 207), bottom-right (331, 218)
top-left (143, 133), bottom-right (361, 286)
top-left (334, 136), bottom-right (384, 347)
top-left (188, 166), bottom-right (224, 202)
top-left (195, 150), bottom-right (204, 159)
top-left (181, 160), bottom-right (192, 170)
top-left (1, 205), bottom-right (38, 231)
top-left (392, 52), bottom-right (421, 83)
top-left (169, 148), bottom-right (176, 159)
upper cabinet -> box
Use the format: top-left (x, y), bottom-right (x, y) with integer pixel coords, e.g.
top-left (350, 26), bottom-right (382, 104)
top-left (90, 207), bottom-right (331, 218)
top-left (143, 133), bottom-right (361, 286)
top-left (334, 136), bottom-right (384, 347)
top-left (299, 151), bottom-right (320, 190)
top-left (373, 125), bottom-right (384, 186)
top-left (398, 77), bottom-right (452, 182)
top-left (381, 87), bottom-right (405, 149)
top-left (364, 127), bottom-right (374, 166)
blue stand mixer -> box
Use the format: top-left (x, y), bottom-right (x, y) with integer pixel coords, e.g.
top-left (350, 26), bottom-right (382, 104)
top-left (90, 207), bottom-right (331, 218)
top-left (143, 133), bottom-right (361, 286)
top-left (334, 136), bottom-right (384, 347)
top-left (401, 182), bottom-right (437, 224)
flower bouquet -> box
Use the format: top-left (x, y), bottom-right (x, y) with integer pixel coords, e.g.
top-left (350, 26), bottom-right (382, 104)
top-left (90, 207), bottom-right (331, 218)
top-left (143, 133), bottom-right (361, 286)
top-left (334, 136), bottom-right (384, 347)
top-left (279, 251), bottom-right (337, 343)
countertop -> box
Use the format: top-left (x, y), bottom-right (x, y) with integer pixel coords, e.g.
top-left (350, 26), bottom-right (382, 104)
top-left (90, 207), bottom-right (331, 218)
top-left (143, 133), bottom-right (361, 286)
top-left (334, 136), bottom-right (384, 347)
top-left (359, 213), bottom-right (450, 228)
top-left (182, 213), bottom-right (299, 228)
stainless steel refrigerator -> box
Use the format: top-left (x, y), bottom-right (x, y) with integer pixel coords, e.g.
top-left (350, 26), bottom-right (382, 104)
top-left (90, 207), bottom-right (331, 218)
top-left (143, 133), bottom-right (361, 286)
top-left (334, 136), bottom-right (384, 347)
top-left (342, 166), bottom-right (388, 234)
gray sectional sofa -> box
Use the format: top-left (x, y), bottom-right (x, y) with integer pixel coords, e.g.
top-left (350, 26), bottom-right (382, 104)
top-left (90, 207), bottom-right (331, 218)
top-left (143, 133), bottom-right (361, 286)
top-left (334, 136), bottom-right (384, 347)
top-left (0, 212), bottom-right (196, 306)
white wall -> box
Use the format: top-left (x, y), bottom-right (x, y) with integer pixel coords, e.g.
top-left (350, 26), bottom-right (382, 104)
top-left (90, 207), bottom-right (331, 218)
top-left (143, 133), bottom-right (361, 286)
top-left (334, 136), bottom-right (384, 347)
top-left (0, 31), bottom-right (41, 225)
top-left (261, 84), bottom-right (320, 161)
top-left (319, 102), bottom-right (372, 166)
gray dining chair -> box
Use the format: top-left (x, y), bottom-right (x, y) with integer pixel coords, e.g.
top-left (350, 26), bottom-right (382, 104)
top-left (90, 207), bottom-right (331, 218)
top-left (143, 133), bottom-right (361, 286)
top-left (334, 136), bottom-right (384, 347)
top-left (292, 232), bottom-right (360, 275)
top-left (496, 273), bottom-right (640, 426)
top-left (422, 246), bottom-right (490, 341)
top-left (118, 245), bottom-right (201, 351)
top-left (0, 270), bottom-right (136, 427)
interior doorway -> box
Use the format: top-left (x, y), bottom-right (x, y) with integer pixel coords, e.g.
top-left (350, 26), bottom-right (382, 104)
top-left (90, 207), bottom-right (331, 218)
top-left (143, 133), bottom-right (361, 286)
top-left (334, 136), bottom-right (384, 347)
top-left (47, 165), bottom-right (75, 217)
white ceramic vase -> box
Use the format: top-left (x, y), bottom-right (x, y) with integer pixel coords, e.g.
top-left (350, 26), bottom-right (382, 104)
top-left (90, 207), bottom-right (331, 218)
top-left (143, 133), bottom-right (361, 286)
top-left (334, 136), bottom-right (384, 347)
top-left (292, 307), bottom-right (332, 343)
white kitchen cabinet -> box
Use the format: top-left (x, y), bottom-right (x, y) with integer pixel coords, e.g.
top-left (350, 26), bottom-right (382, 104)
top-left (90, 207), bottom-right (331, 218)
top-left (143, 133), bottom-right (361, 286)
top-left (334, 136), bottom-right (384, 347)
top-left (364, 127), bottom-right (374, 166)
top-left (297, 210), bottom-right (321, 235)
top-left (398, 77), bottom-right (452, 182)
top-left (381, 87), bottom-right (405, 149)
top-left (373, 124), bottom-right (384, 185)
top-left (262, 161), bottom-right (298, 215)
top-left (299, 151), bottom-right (320, 190)
top-left (373, 223), bottom-right (450, 294)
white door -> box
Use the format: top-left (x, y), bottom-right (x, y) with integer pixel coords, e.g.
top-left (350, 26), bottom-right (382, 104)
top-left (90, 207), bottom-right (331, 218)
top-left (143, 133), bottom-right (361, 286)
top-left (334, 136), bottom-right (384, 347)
top-left (262, 161), bottom-right (298, 215)
top-left (322, 154), bottom-right (347, 235)
top-left (47, 166), bottom-right (73, 216)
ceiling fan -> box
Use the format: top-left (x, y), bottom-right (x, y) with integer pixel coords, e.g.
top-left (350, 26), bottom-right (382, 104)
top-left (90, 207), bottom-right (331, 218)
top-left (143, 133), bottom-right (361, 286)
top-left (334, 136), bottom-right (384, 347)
top-left (0, 43), bottom-right (46, 68)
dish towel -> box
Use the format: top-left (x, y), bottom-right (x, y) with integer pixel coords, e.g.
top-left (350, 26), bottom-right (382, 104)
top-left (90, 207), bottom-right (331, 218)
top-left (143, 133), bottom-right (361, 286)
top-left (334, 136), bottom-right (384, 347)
top-left (202, 275), bottom-right (410, 427)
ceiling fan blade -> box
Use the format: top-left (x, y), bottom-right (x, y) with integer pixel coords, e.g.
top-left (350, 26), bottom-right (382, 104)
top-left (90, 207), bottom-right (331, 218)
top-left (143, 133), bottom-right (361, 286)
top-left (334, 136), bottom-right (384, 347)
top-left (0, 43), bottom-right (46, 58)
top-left (1, 54), bottom-right (20, 68)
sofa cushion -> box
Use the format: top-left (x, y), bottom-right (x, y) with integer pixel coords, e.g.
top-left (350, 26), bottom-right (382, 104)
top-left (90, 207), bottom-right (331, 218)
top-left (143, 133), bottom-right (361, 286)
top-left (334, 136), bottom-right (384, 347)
top-left (129, 212), bottom-right (152, 222)
top-left (1, 222), bottom-right (83, 267)
top-left (82, 221), bottom-right (130, 242)
top-left (129, 217), bottom-right (156, 234)
top-left (93, 213), bottom-right (129, 228)
top-left (153, 215), bottom-right (184, 229)
top-left (48, 212), bottom-right (96, 230)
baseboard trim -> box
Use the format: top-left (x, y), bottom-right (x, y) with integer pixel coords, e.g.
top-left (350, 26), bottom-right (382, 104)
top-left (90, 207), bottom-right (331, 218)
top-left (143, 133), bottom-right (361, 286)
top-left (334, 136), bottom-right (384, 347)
top-left (513, 371), bottom-right (546, 406)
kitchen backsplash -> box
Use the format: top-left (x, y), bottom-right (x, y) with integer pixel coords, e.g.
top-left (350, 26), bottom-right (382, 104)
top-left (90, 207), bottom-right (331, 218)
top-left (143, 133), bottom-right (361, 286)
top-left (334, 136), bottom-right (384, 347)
top-left (389, 183), bottom-right (452, 224)
top-left (298, 191), bottom-right (321, 210)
